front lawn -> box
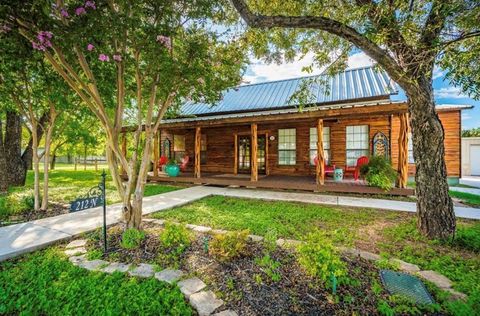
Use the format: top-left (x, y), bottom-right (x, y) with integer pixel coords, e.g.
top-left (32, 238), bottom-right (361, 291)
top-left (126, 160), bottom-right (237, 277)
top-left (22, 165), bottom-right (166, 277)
top-left (151, 195), bottom-right (480, 314)
top-left (0, 165), bottom-right (182, 224)
top-left (449, 191), bottom-right (480, 207)
top-left (0, 248), bottom-right (192, 315)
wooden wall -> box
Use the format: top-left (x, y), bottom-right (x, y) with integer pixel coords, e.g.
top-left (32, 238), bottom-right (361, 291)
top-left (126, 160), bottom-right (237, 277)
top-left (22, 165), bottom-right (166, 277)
top-left (158, 110), bottom-right (461, 177)
top-left (390, 110), bottom-right (461, 177)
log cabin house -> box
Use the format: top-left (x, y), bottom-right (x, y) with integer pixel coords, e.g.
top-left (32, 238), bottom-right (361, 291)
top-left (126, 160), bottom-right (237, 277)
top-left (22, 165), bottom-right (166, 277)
top-left (121, 66), bottom-right (472, 196)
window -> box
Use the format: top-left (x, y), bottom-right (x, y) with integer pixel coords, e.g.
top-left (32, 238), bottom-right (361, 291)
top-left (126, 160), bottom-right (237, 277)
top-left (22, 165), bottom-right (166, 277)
top-left (173, 134), bottom-right (185, 161)
top-left (309, 127), bottom-right (330, 165)
top-left (278, 129), bottom-right (296, 165)
top-left (408, 132), bottom-right (414, 163)
top-left (200, 134), bottom-right (207, 164)
top-left (346, 125), bottom-right (369, 166)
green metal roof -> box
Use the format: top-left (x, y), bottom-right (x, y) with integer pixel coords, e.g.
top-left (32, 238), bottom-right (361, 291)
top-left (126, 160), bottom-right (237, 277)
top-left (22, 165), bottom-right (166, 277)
top-left (180, 66), bottom-right (398, 117)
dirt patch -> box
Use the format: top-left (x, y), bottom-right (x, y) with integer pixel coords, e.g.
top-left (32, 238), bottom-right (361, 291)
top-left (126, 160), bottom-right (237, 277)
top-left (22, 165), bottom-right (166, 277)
top-left (1, 203), bottom-right (69, 227)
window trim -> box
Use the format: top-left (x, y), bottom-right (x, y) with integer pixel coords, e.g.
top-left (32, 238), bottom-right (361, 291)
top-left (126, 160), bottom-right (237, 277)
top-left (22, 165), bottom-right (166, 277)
top-left (278, 128), bottom-right (296, 166)
top-left (345, 125), bottom-right (370, 167)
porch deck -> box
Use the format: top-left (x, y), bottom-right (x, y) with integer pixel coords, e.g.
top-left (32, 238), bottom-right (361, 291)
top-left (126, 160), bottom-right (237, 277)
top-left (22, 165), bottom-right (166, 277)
top-left (147, 172), bottom-right (415, 196)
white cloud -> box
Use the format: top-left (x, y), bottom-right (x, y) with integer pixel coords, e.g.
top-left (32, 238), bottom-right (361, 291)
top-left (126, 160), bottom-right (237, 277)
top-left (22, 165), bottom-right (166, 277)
top-left (462, 112), bottom-right (472, 120)
top-left (242, 52), bottom-right (326, 84)
top-left (243, 51), bottom-right (376, 84)
top-left (346, 51), bottom-right (375, 69)
top-left (432, 66), bottom-right (445, 80)
top-left (434, 86), bottom-right (468, 99)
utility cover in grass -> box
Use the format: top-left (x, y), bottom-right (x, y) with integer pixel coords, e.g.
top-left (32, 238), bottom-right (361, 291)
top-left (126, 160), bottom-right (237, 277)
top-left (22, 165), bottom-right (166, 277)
top-left (380, 270), bottom-right (434, 305)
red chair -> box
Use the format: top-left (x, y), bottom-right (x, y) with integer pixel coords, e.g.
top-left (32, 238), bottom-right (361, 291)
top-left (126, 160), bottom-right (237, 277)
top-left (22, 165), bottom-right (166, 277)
top-left (345, 156), bottom-right (369, 181)
top-left (157, 156), bottom-right (168, 172)
top-left (313, 156), bottom-right (336, 177)
top-left (180, 155), bottom-right (189, 172)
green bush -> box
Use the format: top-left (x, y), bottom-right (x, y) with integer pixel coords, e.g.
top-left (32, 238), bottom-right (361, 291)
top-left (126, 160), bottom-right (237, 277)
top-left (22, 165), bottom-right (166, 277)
top-left (120, 228), bottom-right (145, 250)
top-left (296, 230), bottom-right (347, 287)
top-left (0, 248), bottom-right (193, 315)
top-left (157, 222), bottom-right (191, 267)
top-left (209, 230), bottom-right (249, 262)
top-left (255, 254), bottom-right (281, 282)
top-left (360, 156), bottom-right (397, 191)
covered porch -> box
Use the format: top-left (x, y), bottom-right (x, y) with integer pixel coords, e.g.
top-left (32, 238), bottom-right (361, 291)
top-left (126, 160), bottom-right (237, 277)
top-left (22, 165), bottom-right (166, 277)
top-left (121, 101), bottom-right (413, 196)
top-left (146, 172), bottom-right (414, 196)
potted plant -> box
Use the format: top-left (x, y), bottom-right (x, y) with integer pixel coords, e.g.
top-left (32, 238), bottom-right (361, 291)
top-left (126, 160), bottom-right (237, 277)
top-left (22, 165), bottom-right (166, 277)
top-left (165, 158), bottom-right (180, 177)
top-left (360, 156), bottom-right (397, 191)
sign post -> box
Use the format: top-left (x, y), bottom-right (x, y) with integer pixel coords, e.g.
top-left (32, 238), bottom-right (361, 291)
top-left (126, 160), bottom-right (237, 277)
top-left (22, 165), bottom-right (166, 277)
top-left (101, 170), bottom-right (107, 253)
top-left (69, 171), bottom-right (108, 253)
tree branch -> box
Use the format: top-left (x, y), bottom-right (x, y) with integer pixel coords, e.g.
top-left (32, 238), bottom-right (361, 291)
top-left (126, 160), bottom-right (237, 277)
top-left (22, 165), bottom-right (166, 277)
top-left (230, 0), bottom-right (407, 86)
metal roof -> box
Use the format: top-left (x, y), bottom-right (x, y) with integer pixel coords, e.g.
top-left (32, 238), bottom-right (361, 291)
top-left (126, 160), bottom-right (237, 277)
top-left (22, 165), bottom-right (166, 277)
top-left (180, 66), bottom-right (398, 117)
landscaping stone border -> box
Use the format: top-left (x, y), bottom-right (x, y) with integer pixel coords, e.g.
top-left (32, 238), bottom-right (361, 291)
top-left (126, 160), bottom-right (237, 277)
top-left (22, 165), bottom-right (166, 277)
top-left (143, 218), bottom-right (468, 301)
top-left (64, 239), bottom-right (237, 316)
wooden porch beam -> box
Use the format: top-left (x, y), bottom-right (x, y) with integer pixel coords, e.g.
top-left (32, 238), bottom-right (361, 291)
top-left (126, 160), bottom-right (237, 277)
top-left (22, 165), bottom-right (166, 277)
top-left (194, 127), bottom-right (201, 178)
top-left (316, 118), bottom-right (325, 185)
top-left (396, 113), bottom-right (410, 188)
top-left (121, 102), bottom-right (409, 132)
top-left (251, 123), bottom-right (258, 182)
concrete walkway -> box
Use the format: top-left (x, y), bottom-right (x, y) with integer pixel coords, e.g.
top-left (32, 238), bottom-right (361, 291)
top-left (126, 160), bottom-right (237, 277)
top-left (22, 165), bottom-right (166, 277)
top-left (450, 186), bottom-right (480, 196)
top-left (1, 185), bottom-right (479, 262)
top-left (459, 176), bottom-right (480, 188)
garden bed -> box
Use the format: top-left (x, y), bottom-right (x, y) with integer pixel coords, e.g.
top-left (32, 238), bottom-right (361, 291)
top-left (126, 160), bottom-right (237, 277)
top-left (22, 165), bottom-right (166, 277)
top-left (83, 222), bottom-right (455, 315)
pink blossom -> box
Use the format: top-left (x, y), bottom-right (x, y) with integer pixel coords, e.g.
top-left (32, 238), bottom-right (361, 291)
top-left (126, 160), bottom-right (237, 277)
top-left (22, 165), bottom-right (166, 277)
top-left (156, 35), bottom-right (172, 49)
top-left (98, 54), bottom-right (110, 62)
top-left (32, 42), bottom-right (46, 51)
top-left (84, 1), bottom-right (96, 9)
top-left (60, 8), bottom-right (69, 17)
top-left (113, 54), bottom-right (122, 62)
top-left (75, 7), bottom-right (86, 15)
top-left (87, 44), bottom-right (95, 51)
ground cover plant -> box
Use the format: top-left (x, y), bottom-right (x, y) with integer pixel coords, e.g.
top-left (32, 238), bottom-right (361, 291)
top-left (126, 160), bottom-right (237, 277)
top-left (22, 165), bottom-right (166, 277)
top-left (151, 195), bottom-right (480, 314)
top-left (79, 221), bottom-right (469, 315)
top-left (0, 164), bottom-right (181, 225)
top-left (0, 248), bottom-right (193, 315)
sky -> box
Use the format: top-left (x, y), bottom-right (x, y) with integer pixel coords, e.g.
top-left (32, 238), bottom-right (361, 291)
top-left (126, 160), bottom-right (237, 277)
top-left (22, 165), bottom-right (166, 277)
top-left (242, 51), bottom-right (479, 130)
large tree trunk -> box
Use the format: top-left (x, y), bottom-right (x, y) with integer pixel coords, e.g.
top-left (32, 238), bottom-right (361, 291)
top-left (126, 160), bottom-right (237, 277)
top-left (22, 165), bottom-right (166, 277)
top-left (406, 79), bottom-right (455, 239)
top-left (0, 118), bottom-right (8, 193)
top-left (5, 111), bottom-right (27, 186)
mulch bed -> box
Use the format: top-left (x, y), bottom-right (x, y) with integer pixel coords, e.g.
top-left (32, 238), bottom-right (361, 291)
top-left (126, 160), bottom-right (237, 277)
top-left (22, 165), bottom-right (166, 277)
top-left (1, 203), bottom-right (68, 227)
top-left (86, 223), bottom-right (397, 315)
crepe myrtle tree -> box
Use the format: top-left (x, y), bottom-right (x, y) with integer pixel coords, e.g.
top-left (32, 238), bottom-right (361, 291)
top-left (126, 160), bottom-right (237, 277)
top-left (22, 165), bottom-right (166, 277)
top-left (1, 0), bottom-right (246, 228)
top-left (230, 0), bottom-right (480, 239)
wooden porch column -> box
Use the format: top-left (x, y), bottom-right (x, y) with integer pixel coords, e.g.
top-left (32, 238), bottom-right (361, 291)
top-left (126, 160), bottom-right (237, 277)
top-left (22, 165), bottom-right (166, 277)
top-left (316, 119), bottom-right (325, 185)
top-left (233, 134), bottom-right (238, 175)
top-left (153, 130), bottom-right (159, 177)
top-left (194, 127), bottom-right (201, 178)
top-left (397, 113), bottom-right (410, 188)
top-left (251, 123), bottom-right (258, 182)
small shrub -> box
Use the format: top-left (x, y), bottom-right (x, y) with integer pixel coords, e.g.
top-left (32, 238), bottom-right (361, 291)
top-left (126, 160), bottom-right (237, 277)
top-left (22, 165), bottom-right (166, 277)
top-left (22, 194), bottom-right (37, 210)
top-left (157, 223), bottom-right (191, 268)
top-left (360, 156), bottom-right (397, 191)
top-left (296, 230), bottom-right (347, 287)
top-left (209, 229), bottom-right (249, 262)
top-left (120, 228), bottom-right (145, 250)
top-left (263, 229), bottom-right (278, 254)
top-left (255, 254), bottom-right (282, 282)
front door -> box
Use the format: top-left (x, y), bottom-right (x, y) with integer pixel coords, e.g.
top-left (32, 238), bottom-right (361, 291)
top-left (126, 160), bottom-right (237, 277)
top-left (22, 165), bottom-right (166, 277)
top-left (237, 135), bottom-right (266, 174)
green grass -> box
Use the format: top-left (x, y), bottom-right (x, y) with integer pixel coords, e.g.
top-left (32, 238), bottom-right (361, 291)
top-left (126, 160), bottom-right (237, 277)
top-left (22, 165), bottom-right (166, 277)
top-left (0, 248), bottom-right (192, 315)
top-left (151, 195), bottom-right (407, 242)
top-left (0, 165), bottom-right (181, 221)
top-left (449, 191), bottom-right (480, 207)
top-left (151, 195), bottom-right (480, 313)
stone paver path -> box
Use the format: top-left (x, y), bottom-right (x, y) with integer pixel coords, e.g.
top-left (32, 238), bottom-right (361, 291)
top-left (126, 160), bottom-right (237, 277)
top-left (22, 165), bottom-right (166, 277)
top-left (64, 239), bottom-right (231, 315)
top-left (1, 185), bottom-right (479, 262)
